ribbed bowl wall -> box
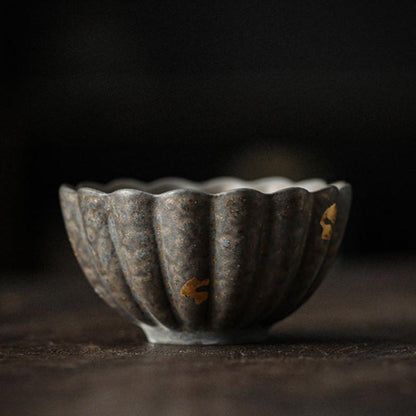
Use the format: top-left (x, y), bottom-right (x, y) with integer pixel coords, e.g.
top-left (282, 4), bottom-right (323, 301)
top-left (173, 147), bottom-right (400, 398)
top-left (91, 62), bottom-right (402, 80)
top-left (59, 178), bottom-right (351, 333)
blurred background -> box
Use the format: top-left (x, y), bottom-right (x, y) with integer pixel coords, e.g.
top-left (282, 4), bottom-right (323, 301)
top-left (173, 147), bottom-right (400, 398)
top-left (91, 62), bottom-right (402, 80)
top-left (1, 0), bottom-right (415, 277)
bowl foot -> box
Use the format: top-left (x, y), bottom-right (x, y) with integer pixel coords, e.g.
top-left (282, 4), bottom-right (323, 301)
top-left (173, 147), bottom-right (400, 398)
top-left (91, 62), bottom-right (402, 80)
top-left (141, 325), bottom-right (270, 345)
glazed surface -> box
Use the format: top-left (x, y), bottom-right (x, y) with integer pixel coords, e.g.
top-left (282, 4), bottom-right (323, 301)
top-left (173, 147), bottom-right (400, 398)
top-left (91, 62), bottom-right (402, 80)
top-left (60, 177), bottom-right (352, 343)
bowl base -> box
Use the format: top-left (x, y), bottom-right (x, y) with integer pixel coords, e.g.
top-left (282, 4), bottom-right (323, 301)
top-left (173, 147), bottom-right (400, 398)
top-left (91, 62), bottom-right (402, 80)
top-left (141, 325), bottom-right (270, 345)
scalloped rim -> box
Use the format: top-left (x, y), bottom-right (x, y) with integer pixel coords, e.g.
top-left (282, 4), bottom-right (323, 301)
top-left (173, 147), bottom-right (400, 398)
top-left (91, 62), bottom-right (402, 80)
top-left (61, 176), bottom-right (350, 197)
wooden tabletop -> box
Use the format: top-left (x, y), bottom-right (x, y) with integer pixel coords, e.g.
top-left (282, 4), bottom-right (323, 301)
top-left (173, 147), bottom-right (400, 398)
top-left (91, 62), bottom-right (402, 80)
top-left (1, 257), bottom-right (415, 416)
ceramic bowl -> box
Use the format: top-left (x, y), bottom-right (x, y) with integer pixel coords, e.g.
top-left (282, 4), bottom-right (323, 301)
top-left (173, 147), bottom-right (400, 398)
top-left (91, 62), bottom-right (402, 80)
top-left (59, 177), bottom-right (352, 345)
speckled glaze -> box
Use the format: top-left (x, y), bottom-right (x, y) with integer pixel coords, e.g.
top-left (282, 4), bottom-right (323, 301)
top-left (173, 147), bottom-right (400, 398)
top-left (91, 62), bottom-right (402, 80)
top-left (59, 177), bottom-right (352, 345)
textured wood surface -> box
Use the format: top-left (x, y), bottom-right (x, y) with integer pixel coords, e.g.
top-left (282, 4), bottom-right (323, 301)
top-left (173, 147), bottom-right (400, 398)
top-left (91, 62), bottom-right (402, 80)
top-left (1, 257), bottom-right (415, 416)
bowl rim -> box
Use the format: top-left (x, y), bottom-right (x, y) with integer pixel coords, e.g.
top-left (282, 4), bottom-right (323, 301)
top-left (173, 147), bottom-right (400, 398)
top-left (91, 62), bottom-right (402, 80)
top-left (60, 176), bottom-right (351, 198)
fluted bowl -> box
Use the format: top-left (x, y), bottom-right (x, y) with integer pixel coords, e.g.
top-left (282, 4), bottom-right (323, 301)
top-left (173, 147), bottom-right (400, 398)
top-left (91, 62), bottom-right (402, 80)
top-left (59, 177), bottom-right (352, 345)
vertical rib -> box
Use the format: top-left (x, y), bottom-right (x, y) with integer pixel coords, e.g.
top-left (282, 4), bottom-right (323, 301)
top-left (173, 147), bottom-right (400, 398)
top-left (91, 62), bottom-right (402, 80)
top-left (108, 190), bottom-right (178, 329)
top-left (265, 186), bottom-right (340, 324)
top-left (245, 188), bottom-right (313, 327)
top-left (78, 188), bottom-right (152, 325)
top-left (209, 190), bottom-right (268, 330)
top-left (281, 184), bottom-right (352, 318)
top-left (59, 186), bottom-right (117, 308)
top-left (153, 190), bottom-right (211, 330)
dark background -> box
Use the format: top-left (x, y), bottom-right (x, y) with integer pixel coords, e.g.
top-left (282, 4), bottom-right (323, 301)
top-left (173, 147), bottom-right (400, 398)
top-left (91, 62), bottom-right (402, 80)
top-left (2, 0), bottom-right (415, 275)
